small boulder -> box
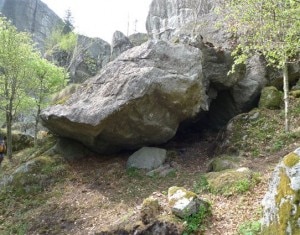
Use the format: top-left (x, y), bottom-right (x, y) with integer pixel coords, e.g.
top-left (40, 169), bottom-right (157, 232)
top-left (127, 147), bottom-right (167, 170)
top-left (206, 167), bottom-right (254, 196)
top-left (128, 33), bottom-right (149, 47)
top-left (259, 86), bottom-right (283, 109)
top-left (261, 148), bottom-right (300, 234)
top-left (168, 186), bottom-right (205, 218)
top-left (207, 155), bottom-right (241, 172)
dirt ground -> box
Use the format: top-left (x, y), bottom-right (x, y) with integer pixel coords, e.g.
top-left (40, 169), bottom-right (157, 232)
top-left (22, 130), bottom-right (299, 235)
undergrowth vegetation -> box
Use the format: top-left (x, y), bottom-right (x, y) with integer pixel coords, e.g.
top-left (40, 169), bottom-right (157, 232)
top-left (221, 96), bottom-right (300, 157)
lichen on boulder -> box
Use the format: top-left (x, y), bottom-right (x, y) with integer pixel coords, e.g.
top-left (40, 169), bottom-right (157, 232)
top-left (140, 197), bottom-right (162, 224)
top-left (261, 147), bottom-right (300, 235)
top-left (168, 186), bottom-right (207, 218)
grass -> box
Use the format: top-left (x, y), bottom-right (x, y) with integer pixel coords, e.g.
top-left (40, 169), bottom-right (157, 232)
top-left (238, 220), bottom-right (261, 235)
top-left (182, 203), bottom-right (211, 235)
top-left (220, 96), bottom-right (300, 157)
top-left (193, 175), bottom-right (209, 194)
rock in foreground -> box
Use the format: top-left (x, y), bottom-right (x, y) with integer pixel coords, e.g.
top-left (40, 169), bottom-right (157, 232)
top-left (41, 40), bottom-right (207, 153)
top-left (261, 148), bottom-right (300, 234)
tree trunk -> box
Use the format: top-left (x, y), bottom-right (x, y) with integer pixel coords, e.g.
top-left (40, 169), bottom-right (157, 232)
top-left (6, 110), bottom-right (13, 159)
top-left (34, 104), bottom-right (41, 146)
top-left (283, 62), bottom-right (289, 132)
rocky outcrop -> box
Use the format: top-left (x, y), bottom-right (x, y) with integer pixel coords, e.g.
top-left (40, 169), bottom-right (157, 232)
top-left (41, 40), bottom-right (207, 153)
top-left (146, 0), bottom-right (226, 46)
top-left (0, 0), bottom-right (62, 50)
top-left (110, 31), bottom-right (133, 61)
top-left (0, 0), bottom-right (111, 83)
top-left (128, 33), bottom-right (149, 47)
top-left (261, 148), bottom-right (300, 234)
top-left (69, 35), bottom-right (111, 83)
top-left (146, 0), bottom-right (270, 128)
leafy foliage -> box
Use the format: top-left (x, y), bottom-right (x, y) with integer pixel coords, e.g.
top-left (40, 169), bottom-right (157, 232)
top-left (238, 220), bottom-right (261, 235)
top-left (0, 16), bottom-right (67, 155)
top-left (45, 24), bottom-right (77, 55)
top-left (219, 0), bottom-right (300, 131)
top-left (221, 0), bottom-right (300, 70)
top-left (183, 203), bottom-right (211, 235)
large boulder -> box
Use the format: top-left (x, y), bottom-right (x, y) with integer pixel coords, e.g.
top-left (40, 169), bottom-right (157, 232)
top-left (41, 40), bottom-right (207, 153)
top-left (261, 148), bottom-right (300, 234)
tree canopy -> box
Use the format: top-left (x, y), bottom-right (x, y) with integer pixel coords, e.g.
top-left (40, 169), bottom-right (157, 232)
top-left (219, 0), bottom-right (300, 131)
top-left (0, 17), bottom-right (67, 157)
top-left (223, 0), bottom-right (300, 68)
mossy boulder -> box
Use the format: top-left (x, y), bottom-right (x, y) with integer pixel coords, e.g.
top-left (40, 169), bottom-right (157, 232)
top-left (168, 186), bottom-right (197, 218)
top-left (140, 197), bottom-right (162, 224)
top-left (261, 147), bottom-right (300, 235)
top-left (0, 129), bottom-right (33, 151)
top-left (259, 86), bottom-right (283, 110)
top-left (207, 155), bottom-right (241, 172)
top-left (205, 167), bottom-right (254, 196)
top-left (290, 90), bottom-right (300, 98)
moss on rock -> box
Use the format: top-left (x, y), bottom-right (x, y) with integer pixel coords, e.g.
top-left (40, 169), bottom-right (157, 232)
top-left (259, 86), bottom-right (283, 110)
top-left (140, 197), bottom-right (162, 224)
top-left (261, 149), bottom-right (300, 234)
top-left (205, 168), bottom-right (254, 196)
top-left (283, 152), bottom-right (300, 168)
top-left (207, 155), bottom-right (241, 172)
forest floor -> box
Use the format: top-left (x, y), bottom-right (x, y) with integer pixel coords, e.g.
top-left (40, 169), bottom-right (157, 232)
top-left (0, 96), bottom-right (299, 234)
top-left (0, 132), bottom-right (298, 235)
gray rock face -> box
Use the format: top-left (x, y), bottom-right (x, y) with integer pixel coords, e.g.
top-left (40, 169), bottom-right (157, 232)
top-left (128, 33), bottom-right (149, 47)
top-left (261, 148), bottom-right (300, 234)
top-left (146, 0), bottom-right (224, 45)
top-left (110, 31), bottom-right (133, 61)
top-left (146, 0), bottom-right (270, 127)
top-left (41, 40), bottom-right (207, 153)
top-left (127, 147), bottom-right (167, 170)
top-left (0, 0), bottom-right (62, 50)
top-left (69, 35), bottom-right (111, 83)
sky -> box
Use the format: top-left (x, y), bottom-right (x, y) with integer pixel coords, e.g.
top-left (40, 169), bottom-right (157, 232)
top-left (41, 0), bottom-right (153, 43)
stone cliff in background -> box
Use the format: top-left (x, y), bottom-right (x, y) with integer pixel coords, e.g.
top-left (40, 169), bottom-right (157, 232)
top-left (0, 0), bottom-right (61, 50)
top-left (0, 0), bottom-right (112, 83)
top-left (146, 0), bottom-right (269, 127)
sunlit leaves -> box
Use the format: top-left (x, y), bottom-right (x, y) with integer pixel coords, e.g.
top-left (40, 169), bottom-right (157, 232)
top-left (222, 0), bottom-right (300, 69)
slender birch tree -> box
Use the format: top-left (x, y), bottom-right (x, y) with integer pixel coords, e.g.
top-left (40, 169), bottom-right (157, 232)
top-left (0, 17), bottom-right (68, 157)
top-left (0, 17), bottom-right (37, 158)
top-left (221, 0), bottom-right (300, 132)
